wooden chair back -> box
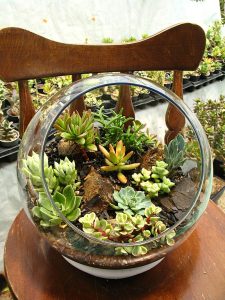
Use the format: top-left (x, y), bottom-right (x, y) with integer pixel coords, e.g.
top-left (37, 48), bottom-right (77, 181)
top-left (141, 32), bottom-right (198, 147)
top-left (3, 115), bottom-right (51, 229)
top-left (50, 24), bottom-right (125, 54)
top-left (0, 23), bottom-right (205, 140)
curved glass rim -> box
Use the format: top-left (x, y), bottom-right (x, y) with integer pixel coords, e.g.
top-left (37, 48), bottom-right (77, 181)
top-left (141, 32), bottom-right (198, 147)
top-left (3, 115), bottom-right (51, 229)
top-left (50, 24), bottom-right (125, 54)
top-left (40, 73), bottom-right (211, 247)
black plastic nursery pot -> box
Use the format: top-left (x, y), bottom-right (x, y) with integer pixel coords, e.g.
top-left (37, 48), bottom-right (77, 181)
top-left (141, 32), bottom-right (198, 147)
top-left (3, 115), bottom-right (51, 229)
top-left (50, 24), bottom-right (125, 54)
top-left (213, 159), bottom-right (225, 180)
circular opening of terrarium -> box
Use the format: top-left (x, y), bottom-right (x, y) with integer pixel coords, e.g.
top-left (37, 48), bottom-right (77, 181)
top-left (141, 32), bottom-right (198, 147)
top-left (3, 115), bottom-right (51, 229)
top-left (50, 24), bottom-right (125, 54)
top-left (18, 73), bottom-right (212, 258)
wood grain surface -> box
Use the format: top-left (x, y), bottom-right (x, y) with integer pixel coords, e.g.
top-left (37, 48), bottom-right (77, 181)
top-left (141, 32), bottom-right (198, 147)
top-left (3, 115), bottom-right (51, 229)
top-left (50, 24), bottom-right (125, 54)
top-left (0, 23), bottom-right (205, 136)
top-left (0, 24), bottom-right (205, 82)
top-left (4, 201), bottom-right (225, 300)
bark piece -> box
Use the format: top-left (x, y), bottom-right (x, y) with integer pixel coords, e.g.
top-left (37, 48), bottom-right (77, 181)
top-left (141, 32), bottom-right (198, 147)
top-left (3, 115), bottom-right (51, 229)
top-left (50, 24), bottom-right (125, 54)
top-left (139, 146), bottom-right (163, 170)
top-left (57, 140), bottom-right (81, 157)
top-left (82, 168), bottom-right (114, 214)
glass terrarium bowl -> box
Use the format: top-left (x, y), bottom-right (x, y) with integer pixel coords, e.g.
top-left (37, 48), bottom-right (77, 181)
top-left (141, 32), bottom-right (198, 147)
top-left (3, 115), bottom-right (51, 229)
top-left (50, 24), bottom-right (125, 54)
top-left (17, 73), bottom-right (212, 279)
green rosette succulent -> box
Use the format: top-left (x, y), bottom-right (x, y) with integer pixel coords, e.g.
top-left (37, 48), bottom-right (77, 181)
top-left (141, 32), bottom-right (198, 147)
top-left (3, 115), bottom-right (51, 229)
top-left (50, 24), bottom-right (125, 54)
top-left (79, 212), bottom-right (113, 240)
top-left (54, 110), bottom-right (97, 151)
top-left (32, 185), bottom-right (81, 227)
top-left (22, 151), bottom-right (57, 192)
top-left (111, 186), bottom-right (152, 215)
top-left (54, 157), bottom-right (80, 188)
top-left (164, 134), bottom-right (186, 172)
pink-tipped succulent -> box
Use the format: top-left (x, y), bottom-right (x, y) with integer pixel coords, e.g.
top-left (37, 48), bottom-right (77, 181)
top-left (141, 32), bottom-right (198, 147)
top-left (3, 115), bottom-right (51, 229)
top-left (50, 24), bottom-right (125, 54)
top-left (99, 140), bottom-right (140, 183)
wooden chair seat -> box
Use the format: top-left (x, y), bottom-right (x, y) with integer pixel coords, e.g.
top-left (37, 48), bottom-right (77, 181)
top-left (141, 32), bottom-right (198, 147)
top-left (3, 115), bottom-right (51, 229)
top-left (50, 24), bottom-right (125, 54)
top-left (4, 202), bottom-right (225, 299)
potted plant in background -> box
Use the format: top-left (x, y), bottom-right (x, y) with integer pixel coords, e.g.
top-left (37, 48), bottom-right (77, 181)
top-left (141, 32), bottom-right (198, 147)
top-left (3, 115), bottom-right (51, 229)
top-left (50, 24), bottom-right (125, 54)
top-left (198, 58), bottom-right (211, 79)
top-left (102, 37), bottom-right (114, 43)
top-left (189, 70), bottom-right (201, 82)
top-left (187, 95), bottom-right (225, 179)
top-left (182, 71), bottom-right (191, 84)
top-left (0, 118), bottom-right (19, 148)
top-left (4, 82), bottom-right (20, 123)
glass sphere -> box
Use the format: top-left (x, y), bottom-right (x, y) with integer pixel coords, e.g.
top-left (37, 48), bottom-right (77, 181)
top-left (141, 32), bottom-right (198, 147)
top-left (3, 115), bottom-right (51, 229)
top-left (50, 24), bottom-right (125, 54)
top-left (17, 73), bottom-right (212, 273)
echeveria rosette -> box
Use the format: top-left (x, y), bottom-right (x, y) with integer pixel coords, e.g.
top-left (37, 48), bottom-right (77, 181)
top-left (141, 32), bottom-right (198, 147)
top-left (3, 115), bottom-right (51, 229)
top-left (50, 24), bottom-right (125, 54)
top-left (54, 157), bottom-right (80, 189)
top-left (111, 186), bottom-right (152, 216)
top-left (32, 185), bottom-right (81, 227)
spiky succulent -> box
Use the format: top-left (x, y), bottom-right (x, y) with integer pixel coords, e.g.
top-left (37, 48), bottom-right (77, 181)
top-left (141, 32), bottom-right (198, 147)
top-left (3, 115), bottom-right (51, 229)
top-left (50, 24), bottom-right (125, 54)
top-left (54, 110), bottom-right (97, 151)
top-left (54, 157), bottom-right (80, 188)
top-left (0, 119), bottom-right (18, 141)
top-left (94, 107), bottom-right (158, 153)
top-left (32, 185), bottom-right (81, 227)
top-left (111, 186), bottom-right (152, 216)
top-left (99, 140), bottom-right (140, 183)
top-left (164, 134), bottom-right (186, 172)
top-left (22, 151), bottom-right (57, 192)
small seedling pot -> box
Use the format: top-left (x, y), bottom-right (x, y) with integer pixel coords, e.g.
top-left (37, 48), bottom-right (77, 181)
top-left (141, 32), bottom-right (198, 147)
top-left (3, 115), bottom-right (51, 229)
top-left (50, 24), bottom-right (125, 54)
top-left (0, 131), bottom-right (19, 148)
top-left (7, 109), bottom-right (19, 123)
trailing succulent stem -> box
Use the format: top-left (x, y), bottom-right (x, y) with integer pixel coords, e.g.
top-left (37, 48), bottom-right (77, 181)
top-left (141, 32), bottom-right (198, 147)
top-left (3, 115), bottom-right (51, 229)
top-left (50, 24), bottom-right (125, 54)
top-left (54, 110), bottom-right (97, 151)
top-left (32, 185), bottom-right (81, 227)
top-left (79, 205), bottom-right (176, 256)
top-left (99, 140), bottom-right (140, 183)
top-left (132, 162), bottom-right (175, 197)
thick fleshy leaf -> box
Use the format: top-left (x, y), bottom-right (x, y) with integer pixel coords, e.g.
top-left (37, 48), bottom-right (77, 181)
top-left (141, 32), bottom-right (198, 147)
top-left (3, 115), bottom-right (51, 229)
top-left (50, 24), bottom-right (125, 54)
top-left (53, 192), bottom-right (66, 207)
top-left (38, 192), bottom-right (53, 211)
top-left (67, 208), bottom-right (81, 221)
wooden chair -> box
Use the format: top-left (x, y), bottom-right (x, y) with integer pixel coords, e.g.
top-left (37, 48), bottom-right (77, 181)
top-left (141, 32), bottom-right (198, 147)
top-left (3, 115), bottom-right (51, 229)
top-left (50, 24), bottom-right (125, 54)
top-left (2, 24), bottom-right (225, 299)
top-left (0, 23), bottom-right (205, 142)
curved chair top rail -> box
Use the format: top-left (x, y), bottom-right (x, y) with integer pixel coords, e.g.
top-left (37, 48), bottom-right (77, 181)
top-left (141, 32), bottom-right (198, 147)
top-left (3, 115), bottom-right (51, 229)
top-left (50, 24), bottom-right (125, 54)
top-left (0, 23), bottom-right (205, 82)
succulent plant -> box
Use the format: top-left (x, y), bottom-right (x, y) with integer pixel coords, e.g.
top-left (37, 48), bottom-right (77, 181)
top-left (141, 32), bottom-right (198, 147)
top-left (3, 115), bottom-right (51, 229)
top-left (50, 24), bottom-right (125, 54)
top-left (79, 212), bottom-right (113, 240)
top-left (54, 157), bottom-right (80, 188)
top-left (164, 134), bottom-right (186, 172)
top-left (115, 245), bottom-right (148, 256)
top-left (140, 181), bottom-right (161, 198)
top-left (99, 140), bottom-right (140, 183)
top-left (32, 185), bottom-right (81, 227)
top-left (159, 230), bottom-right (176, 246)
top-left (157, 177), bottom-right (175, 193)
top-left (0, 119), bottom-right (18, 141)
top-left (122, 121), bottom-right (159, 153)
top-left (132, 164), bottom-right (175, 197)
top-left (151, 161), bottom-right (169, 181)
top-left (22, 152), bottom-right (57, 192)
top-left (79, 203), bottom-right (175, 256)
top-left (54, 110), bottom-right (97, 151)
top-left (94, 107), bottom-right (158, 153)
top-left (111, 186), bottom-right (152, 216)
